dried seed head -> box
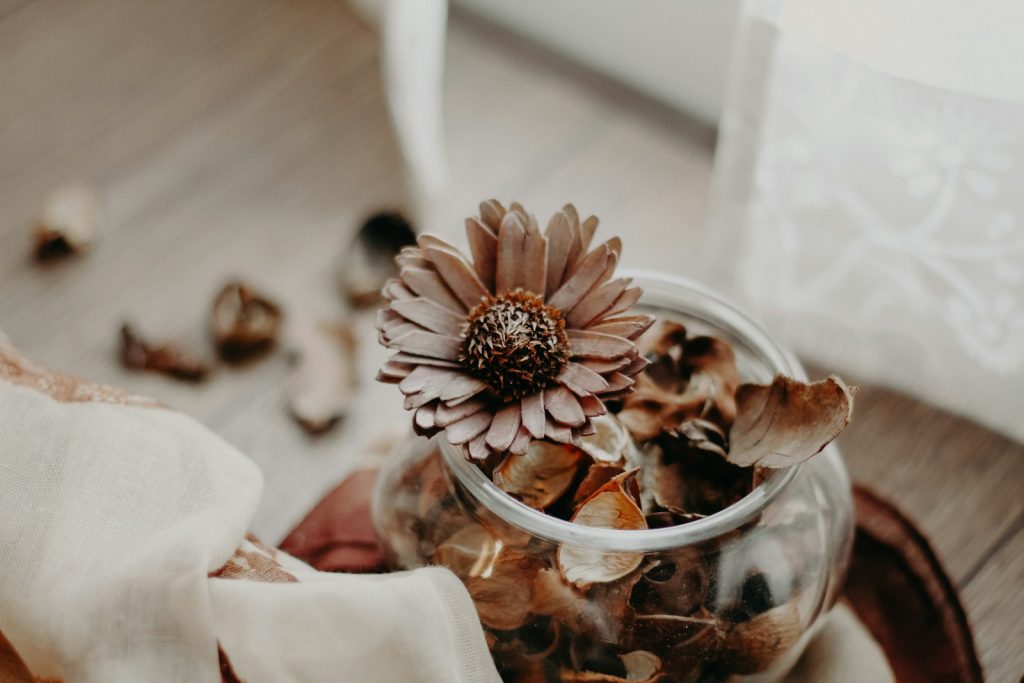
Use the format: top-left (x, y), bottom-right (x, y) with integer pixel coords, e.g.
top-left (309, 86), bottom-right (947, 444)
top-left (460, 289), bottom-right (569, 401)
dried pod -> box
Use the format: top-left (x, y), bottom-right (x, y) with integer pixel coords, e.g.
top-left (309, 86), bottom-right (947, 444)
top-left (647, 430), bottom-right (753, 516)
top-left (285, 320), bottom-right (358, 434)
top-left (531, 568), bottom-right (636, 643)
top-left (558, 470), bottom-right (647, 587)
top-left (494, 440), bottom-right (582, 509)
top-left (619, 324), bottom-right (739, 440)
top-left (629, 549), bottom-right (709, 617)
top-left (578, 414), bottom-right (632, 463)
top-left (118, 323), bottom-right (211, 382)
top-left (463, 549), bottom-right (543, 631)
top-left (338, 211), bottom-right (417, 308)
top-left (630, 612), bottom-right (717, 657)
top-left (719, 602), bottom-right (801, 674)
top-left (433, 524), bottom-right (502, 579)
top-left (211, 281), bottom-right (283, 363)
top-left (33, 183), bottom-right (102, 261)
top-left (728, 375), bottom-right (854, 468)
top-left (573, 462), bottom-right (626, 507)
top-left (618, 650), bottom-right (662, 681)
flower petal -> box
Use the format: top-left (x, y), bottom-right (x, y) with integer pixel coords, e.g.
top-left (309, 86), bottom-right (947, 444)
top-left (545, 417), bottom-right (574, 444)
top-left (398, 365), bottom-right (451, 394)
top-left (548, 244), bottom-right (614, 312)
top-left (495, 211), bottom-right (527, 294)
top-left (579, 394), bottom-right (608, 417)
top-left (465, 217), bottom-right (498, 290)
top-left (485, 402), bottom-right (522, 452)
top-left (581, 214), bottom-right (599, 252)
top-left (521, 214), bottom-right (548, 296)
top-left (391, 298), bottom-right (465, 336)
top-left (598, 372), bottom-right (635, 395)
top-left (414, 404), bottom-right (437, 432)
top-left (557, 362), bottom-right (610, 395)
top-left (594, 286), bottom-right (643, 322)
top-left (377, 360), bottom-right (413, 383)
top-left (389, 352), bottom-right (460, 369)
top-left (510, 425), bottom-right (532, 455)
top-left (439, 374), bottom-right (489, 402)
top-left (435, 398), bottom-right (486, 427)
top-left (544, 210), bottom-right (574, 297)
top-left (566, 278), bottom-right (630, 328)
top-left (588, 314), bottom-right (655, 341)
top-left (545, 385), bottom-right (586, 426)
top-left (567, 329), bottom-right (634, 360)
top-left (580, 357), bottom-right (631, 374)
top-left (467, 432), bottom-right (490, 461)
top-left (446, 410), bottom-right (493, 444)
top-left (382, 278), bottom-right (416, 302)
top-left (479, 199), bottom-right (506, 232)
top-left (389, 330), bottom-right (461, 360)
top-left (421, 244), bottom-right (490, 310)
top-left (562, 204), bottom-right (585, 274)
top-left (401, 267), bottom-right (466, 313)
top-left (521, 392), bottom-right (546, 438)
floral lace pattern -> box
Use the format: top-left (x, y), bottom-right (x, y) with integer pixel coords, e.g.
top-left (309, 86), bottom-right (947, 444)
top-left (708, 17), bottom-right (1024, 442)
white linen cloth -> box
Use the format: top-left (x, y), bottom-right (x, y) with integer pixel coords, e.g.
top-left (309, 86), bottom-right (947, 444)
top-left (0, 336), bottom-right (498, 683)
top-left (0, 335), bottom-right (890, 682)
top-left (705, 0), bottom-right (1024, 443)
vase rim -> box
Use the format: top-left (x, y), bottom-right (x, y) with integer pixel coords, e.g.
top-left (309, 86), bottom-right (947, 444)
top-left (438, 271), bottom-right (810, 553)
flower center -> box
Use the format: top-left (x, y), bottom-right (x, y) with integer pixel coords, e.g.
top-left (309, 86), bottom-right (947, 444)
top-left (460, 289), bottom-right (569, 401)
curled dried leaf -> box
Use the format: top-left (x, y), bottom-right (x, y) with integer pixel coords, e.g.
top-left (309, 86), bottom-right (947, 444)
top-left (619, 650), bottom-right (663, 681)
top-left (558, 470), bottom-right (647, 587)
top-left (629, 550), bottom-right (709, 618)
top-left (33, 183), bottom-right (102, 261)
top-left (285, 320), bottom-right (358, 434)
top-left (211, 281), bottom-right (283, 363)
top-left (494, 440), bottom-right (582, 509)
top-left (118, 323), bottom-right (211, 382)
top-left (728, 375), bottom-right (854, 468)
top-left (531, 567), bottom-right (637, 643)
top-left (578, 414), bottom-right (632, 464)
top-left (339, 211), bottom-right (417, 308)
top-left (720, 602), bottom-right (802, 674)
top-left (463, 549), bottom-right (543, 631)
top-left (645, 430), bottom-right (753, 516)
top-left (573, 463), bottom-right (626, 507)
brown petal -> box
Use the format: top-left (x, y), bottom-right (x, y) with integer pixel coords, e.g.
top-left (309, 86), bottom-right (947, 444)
top-left (391, 298), bottom-right (465, 336)
top-left (485, 402), bottom-right (522, 452)
top-left (439, 374), bottom-right (489, 402)
top-left (401, 267), bottom-right (465, 312)
top-left (728, 375), bottom-right (854, 468)
top-left (395, 251), bottom-right (431, 271)
top-left (422, 244), bottom-right (490, 309)
top-left (389, 330), bottom-right (461, 360)
top-left (562, 204), bottom-right (585, 274)
top-left (382, 278), bottom-right (416, 301)
top-left (566, 278), bottom-right (630, 328)
top-left (494, 441), bottom-right (582, 509)
top-left (596, 286), bottom-right (643, 323)
top-left (598, 372), bottom-right (635, 395)
top-left (377, 360), bottom-right (413, 383)
top-left (581, 214), bottom-right (599, 252)
top-left (496, 210), bottom-right (527, 294)
top-left (398, 364), bottom-right (450, 394)
top-left (465, 217), bottom-right (498, 290)
top-left (521, 392), bottom-right (546, 439)
top-left (464, 551), bottom-right (543, 631)
top-left (435, 398), bottom-right (486, 427)
top-left (558, 470), bottom-right (646, 587)
top-left (548, 244), bottom-right (612, 312)
top-left (446, 410), bottom-right (493, 444)
top-left (579, 394), bottom-right (608, 417)
top-left (573, 462), bottom-right (625, 505)
top-left (521, 215), bottom-right (548, 296)
top-left (510, 425), bottom-right (532, 455)
top-left (467, 432), bottom-right (490, 461)
top-left (568, 329), bottom-right (634, 360)
top-left (389, 352), bottom-right (460, 369)
top-left (479, 198), bottom-right (506, 232)
top-left (544, 210), bottom-right (574, 297)
top-left (589, 314), bottom-right (656, 341)
top-left (414, 405), bottom-right (437, 432)
top-left (545, 417), bottom-right (574, 444)
top-left (580, 357), bottom-right (631, 374)
top-left (545, 385), bottom-right (586, 426)
top-left (558, 362), bottom-right (610, 396)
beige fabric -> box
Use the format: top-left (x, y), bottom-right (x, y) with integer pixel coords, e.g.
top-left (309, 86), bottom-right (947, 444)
top-left (784, 604), bottom-right (895, 683)
top-left (0, 338), bottom-right (498, 683)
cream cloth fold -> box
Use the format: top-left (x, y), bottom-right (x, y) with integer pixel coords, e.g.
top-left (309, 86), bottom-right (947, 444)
top-left (0, 339), bottom-right (498, 682)
top-left (0, 337), bottom-right (891, 682)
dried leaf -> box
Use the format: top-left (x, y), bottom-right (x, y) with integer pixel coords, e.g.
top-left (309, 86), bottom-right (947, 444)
top-left (33, 183), bottom-right (102, 261)
top-left (728, 375), bottom-right (854, 468)
top-left (720, 602), bottom-right (801, 674)
top-left (628, 550), bottom-right (709, 617)
top-left (211, 281), bottom-right (283, 363)
top-left (558, 470), bottom-right (647, 587)
top-left (531, 567), bottom-right (637, 643)
top-left (338, 211), bottom-right (416, 308)
top-left (494, 440), bottom-right (582, 509)
top-left (285, 320), bottom-right (358, 434)
top-left (118, 323), bottom-right (211, 382)
top-left (578, 414), bottom-right (632, 464)
top-left (463, 550), bottom-right (543, 630)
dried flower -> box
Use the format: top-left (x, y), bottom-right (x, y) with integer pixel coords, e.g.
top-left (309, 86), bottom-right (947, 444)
top-left (339, 211), bottom-right (418, 308)
top-left (33, 183), bottom-right (102, 261)
top-left (377, 200), bottom-right (654, 459)
top-left (211, 280), bottom-right (283, 363)
top-left (118, 323), bottom-right (211, 382)
top-left (285, 321), bottom-right (358, 434)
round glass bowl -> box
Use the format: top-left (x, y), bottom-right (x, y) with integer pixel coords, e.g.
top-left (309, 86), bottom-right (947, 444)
top-left (373, 273), bottom-right (854, 682)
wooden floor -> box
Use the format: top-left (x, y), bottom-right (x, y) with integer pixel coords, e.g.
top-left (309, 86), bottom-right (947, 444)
top-left (0, 2), bottom-right (1020, 680)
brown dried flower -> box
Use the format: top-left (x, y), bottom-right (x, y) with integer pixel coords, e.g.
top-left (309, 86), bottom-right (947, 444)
top-left (211, 280), bottom-right (283, 363)
top-left (377, 200), bottom-right (654, 459)
top-left (118, 323), bottom-right (211, 382)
